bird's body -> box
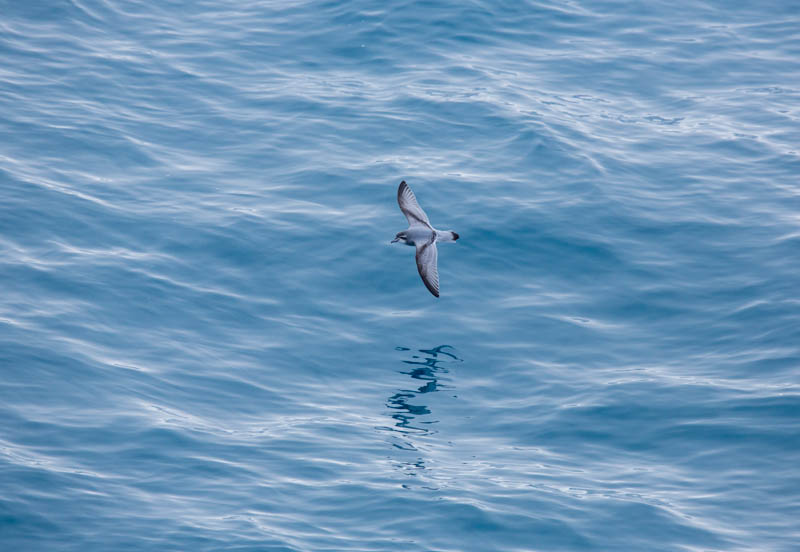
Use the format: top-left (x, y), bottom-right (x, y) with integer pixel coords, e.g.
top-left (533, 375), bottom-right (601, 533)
top-left (395, 227), bottom-right (459, 247)
top-left (391, 181), bottom-right (459, 297)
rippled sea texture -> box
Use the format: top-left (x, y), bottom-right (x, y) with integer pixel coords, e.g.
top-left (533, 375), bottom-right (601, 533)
top-left (2, 1), bottom-right (799, 550)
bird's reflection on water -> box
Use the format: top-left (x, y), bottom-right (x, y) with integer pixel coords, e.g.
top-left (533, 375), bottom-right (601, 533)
top-left (379, 345), bottom-right (461, 485)
top-left (387, 345), bottom-right (458, 438)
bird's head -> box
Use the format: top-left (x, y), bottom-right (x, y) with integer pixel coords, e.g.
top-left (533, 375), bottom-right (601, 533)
top-left (391, 231), bottom-right (408, 244)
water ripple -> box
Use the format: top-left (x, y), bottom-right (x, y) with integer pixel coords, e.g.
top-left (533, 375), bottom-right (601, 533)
top-left (2, 1), bottom-right (799, 550)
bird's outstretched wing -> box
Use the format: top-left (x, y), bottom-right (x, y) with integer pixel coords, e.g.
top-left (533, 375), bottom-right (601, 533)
top-left (398, 181), bottom-right (432, 229)
top-left (415, 236), bottom-right (439, 297)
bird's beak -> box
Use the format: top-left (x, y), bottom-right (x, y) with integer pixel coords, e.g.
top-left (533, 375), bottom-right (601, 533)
top-left (391, 238), bottom-right (399, 243)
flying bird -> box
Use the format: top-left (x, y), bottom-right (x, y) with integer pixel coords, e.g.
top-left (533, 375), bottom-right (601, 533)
top-left (391, 181), bottom-right (459, 297)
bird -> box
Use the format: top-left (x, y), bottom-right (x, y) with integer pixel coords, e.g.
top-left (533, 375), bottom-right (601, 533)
top-left (391, 180), bottom-right (459, 297)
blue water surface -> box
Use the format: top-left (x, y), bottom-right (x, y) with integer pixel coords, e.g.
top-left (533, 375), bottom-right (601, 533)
top-left (1, 1), bottom-right (799, 550)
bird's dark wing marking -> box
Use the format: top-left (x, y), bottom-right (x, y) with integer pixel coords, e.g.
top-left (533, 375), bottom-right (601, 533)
top-left (415, 235), bottom-right (439, 297)
top-left (397, 181), bottom-right (432, 229)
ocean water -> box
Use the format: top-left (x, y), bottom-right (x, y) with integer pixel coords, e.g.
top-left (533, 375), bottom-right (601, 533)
top-left (1, 0), bottom-right (799, 550)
